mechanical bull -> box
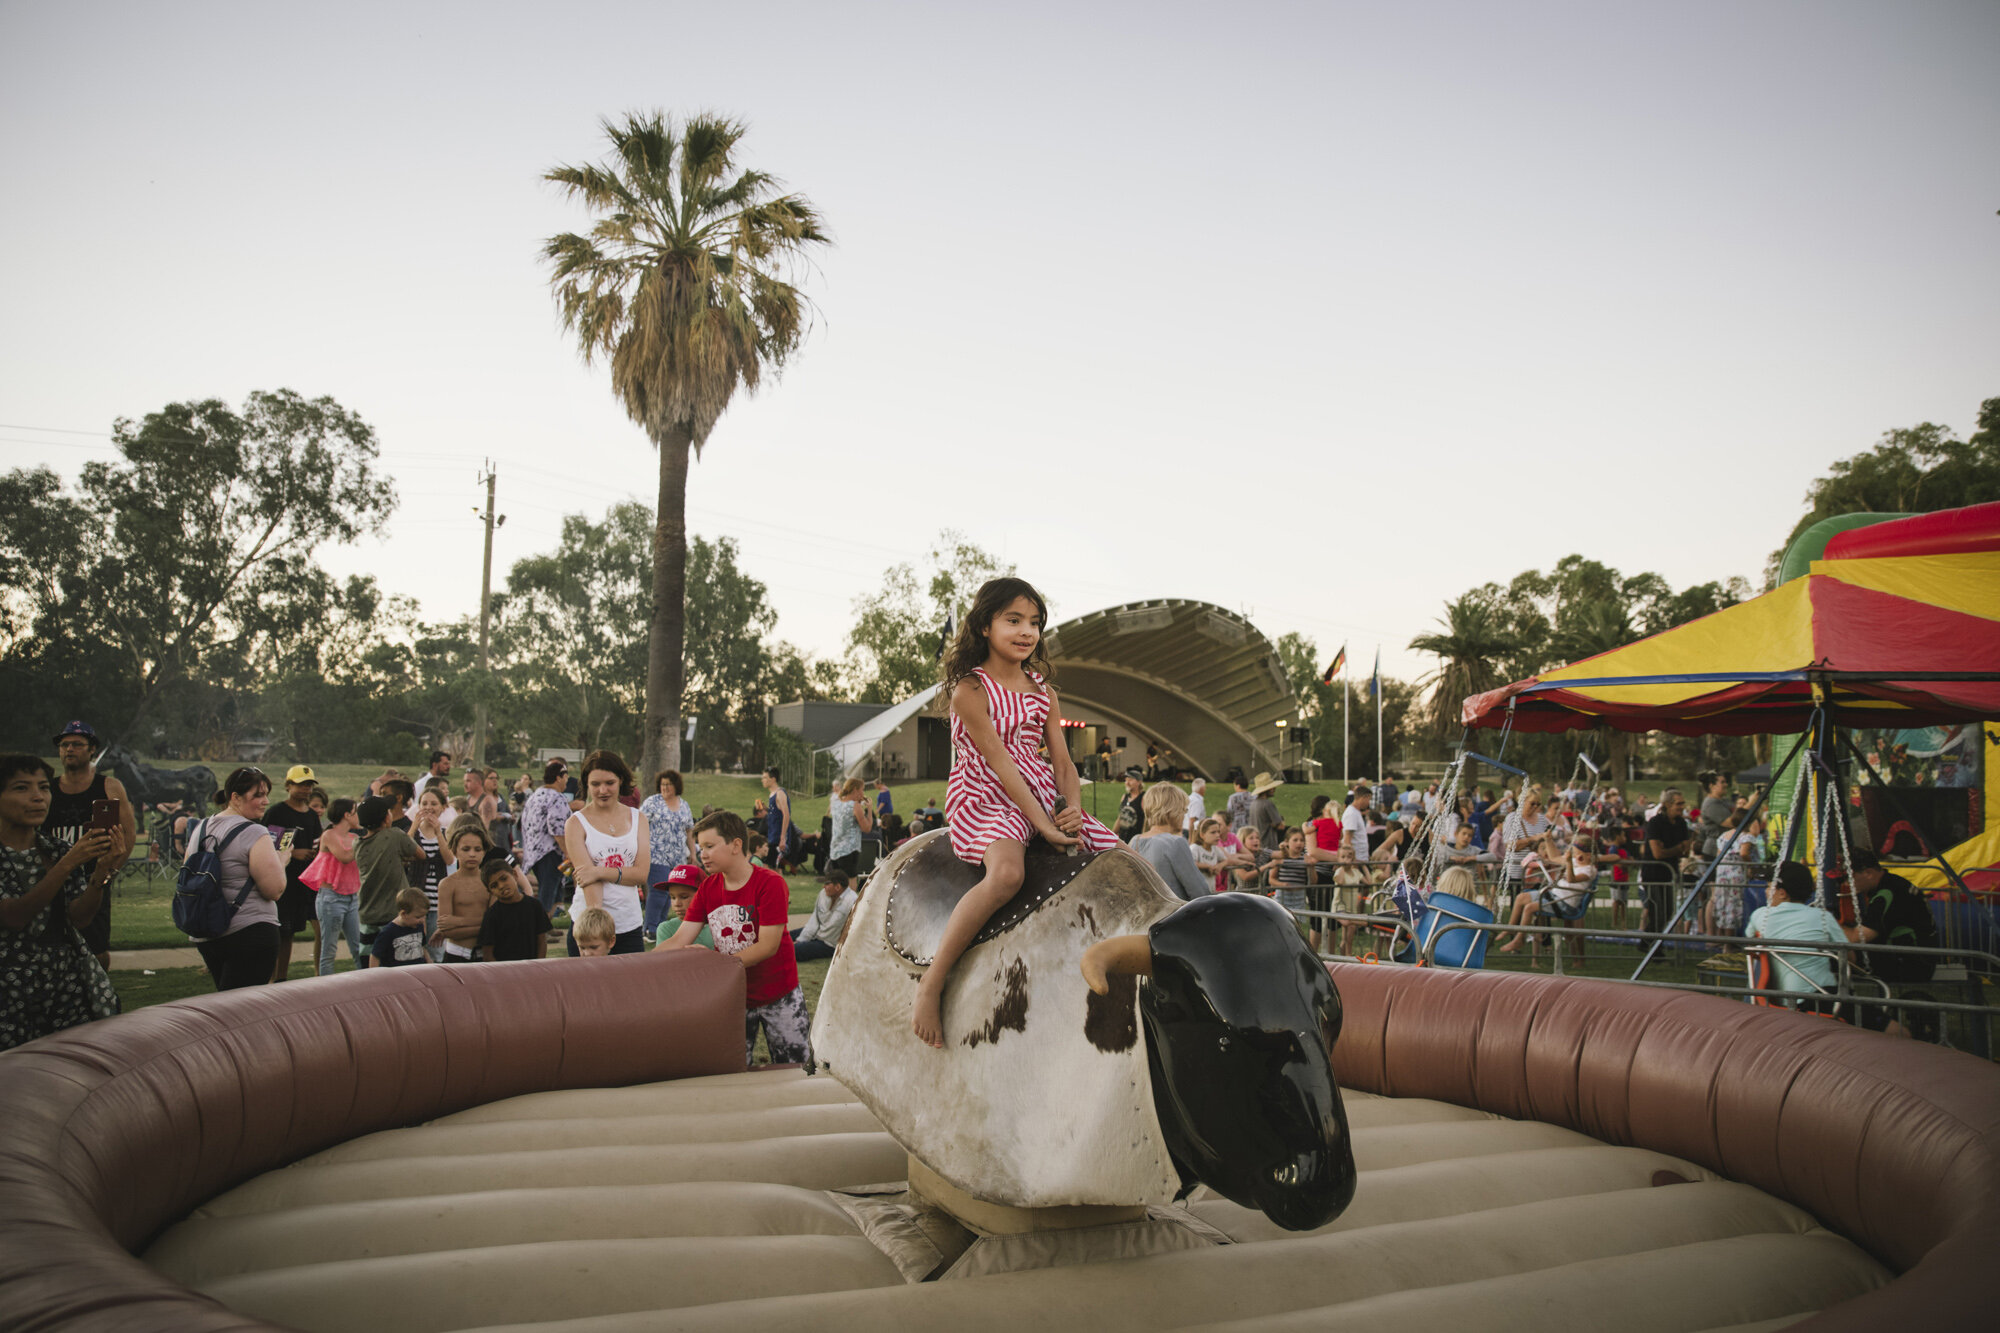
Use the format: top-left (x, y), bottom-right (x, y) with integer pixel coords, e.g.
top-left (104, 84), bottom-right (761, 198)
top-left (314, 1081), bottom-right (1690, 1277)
top-left (811, 830), bottom-right (1356, 1232)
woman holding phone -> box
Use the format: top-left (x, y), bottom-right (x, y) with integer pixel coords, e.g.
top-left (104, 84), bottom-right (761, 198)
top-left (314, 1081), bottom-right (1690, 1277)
top-left (0, 754), bottom-right (122, 1050)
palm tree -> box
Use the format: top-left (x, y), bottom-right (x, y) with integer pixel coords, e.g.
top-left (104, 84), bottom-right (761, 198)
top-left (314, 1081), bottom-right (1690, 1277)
top-left (1409, 593), bottom-right (1521, 740)
top-left (543, 112), bottom-right (828, 775)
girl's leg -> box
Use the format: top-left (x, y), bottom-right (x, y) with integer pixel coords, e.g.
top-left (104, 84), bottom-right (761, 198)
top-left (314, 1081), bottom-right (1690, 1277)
top-left (912, 840), bottom-right (1025, 1048)
top-left (340, 897), bottom-right (362, 967)
top-left (1497, 892), bottom-right (1534, 951)
top-left (316, 891), bottom-right (339, 976)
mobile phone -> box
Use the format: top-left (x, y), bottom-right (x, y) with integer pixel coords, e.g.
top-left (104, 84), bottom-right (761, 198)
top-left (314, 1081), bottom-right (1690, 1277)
top-left (90, 798), bottom-right (122, 831)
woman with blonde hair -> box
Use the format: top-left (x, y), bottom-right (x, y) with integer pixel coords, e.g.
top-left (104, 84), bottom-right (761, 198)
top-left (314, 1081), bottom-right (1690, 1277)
top-left (825, 777), bottom-right (874, 878)
top-left (1130, 782), bottom-right (1213, 902)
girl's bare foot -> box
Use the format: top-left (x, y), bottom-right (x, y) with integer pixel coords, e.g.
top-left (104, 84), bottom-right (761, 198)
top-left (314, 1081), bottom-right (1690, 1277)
top-left (1498, 940), bottom-right (1522, 953)
top-left (912, 974), bottom-right (946, 1048)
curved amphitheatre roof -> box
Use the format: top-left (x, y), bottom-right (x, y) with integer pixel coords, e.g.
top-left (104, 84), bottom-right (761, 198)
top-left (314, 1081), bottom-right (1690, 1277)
top-left (1044, 599), bottom-right (1298, 780)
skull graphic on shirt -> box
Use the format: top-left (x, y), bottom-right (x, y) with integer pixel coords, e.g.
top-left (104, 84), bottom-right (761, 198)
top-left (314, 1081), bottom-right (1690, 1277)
top-left (709, 902), bottom-right (757, 955)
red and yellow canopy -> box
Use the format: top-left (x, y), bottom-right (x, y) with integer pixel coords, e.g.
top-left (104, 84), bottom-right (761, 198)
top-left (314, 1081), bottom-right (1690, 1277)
top-left (1461, 503), bottom-right (2000, 737)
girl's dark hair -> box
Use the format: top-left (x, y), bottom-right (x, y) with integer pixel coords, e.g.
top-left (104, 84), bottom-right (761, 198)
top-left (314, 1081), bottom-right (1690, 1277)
top-left (1308, 794), bottom-right (1330, 818)
top-left (581, 749), bottom-right (634, 794)
top-left (940, 577), bottom-right (1053, 693)
top-left (212, 767), bottom-right (270, 808)
top-left (0, 754), bottom-right (54, 787)
top-left (326, 797), bottom-right (356, 827)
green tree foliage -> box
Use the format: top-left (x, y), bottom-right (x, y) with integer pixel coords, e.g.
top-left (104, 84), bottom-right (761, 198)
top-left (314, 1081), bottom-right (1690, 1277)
top-left (1770, 397), bottom-right (2000, 580)
top-left (0, 392), bottom-right (392, 753)
top-left (1272, 633), bottom-right (1426, 779)
top-left (253, 576), bottom-right (417, 763)
top-left (544, 111), bottom-right (829, 778)
top-left (494, 503), bottom-right (817, 769)
top-left (1414, 553), bottom-right (1755, 780)
top-left (846, 531), bottom-right (1011, 703)
top-left (498, 503), bottom-right (653, 755)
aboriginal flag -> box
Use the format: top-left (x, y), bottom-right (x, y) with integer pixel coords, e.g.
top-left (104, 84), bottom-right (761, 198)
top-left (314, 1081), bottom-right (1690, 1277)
top-left (1320, 643), bottom-right (1347, 685)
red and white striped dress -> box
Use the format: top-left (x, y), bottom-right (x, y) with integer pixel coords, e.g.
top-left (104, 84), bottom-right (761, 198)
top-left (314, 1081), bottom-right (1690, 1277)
top-left (946, 667), bottom-right (1120, 863)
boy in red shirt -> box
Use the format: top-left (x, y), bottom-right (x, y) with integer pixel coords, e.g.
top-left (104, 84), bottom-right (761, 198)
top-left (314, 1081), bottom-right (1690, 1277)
top-left (662, 810), bottom-right (811, 1065)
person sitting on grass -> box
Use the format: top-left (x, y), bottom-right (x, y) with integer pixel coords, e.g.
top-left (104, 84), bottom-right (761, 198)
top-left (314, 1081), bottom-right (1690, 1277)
top-left (662, 810), bottom-right (810, 1066)
top-left (368, 887), bottom-right (432, 968)
top-left (792, 869), bottom-right (859, 962)
top-left (571, 906), bottom-right (618, 958)
top-left (476, 857), bottom-right (552, 961)
top-left (652, 863), bottom-right (712, 950)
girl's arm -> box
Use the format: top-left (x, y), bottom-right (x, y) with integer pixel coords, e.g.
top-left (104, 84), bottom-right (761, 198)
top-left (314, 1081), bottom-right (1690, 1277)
top-left (563, 816), bottom-right (603, 908)
top-left (327, 829), bottom-right (357, 863)
top-left (1043, 689), bottom-right (1085, 832)
top-left (952, 677), bottom-right (1072, 845)
top-left (625, 813), bottom-right (651, 892)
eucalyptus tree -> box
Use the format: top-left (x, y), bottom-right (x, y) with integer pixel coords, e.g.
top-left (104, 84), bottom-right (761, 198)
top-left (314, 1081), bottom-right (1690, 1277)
top-left (543, 112), bottom-right (828, 775)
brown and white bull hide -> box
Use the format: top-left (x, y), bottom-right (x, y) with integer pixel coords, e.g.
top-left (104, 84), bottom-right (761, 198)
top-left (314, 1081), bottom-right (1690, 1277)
top-left (812, 831), bottom-right (1183, 1210)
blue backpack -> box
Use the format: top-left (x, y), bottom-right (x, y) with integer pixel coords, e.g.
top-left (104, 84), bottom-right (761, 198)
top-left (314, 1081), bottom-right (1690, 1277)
top-left (172, 817), bottom-right (262, 939)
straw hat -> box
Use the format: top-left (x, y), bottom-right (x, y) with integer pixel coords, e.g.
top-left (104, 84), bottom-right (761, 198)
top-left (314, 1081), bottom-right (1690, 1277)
top-left (1250, 771), bottom-right (1284, 797)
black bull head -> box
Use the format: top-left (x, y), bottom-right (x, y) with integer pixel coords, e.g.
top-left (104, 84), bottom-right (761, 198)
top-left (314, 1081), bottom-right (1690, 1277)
top-left (1084, 893), bottom-right (1357, 1231)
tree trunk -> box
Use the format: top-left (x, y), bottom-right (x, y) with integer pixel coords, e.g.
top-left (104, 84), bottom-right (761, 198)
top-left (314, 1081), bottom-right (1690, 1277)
top-left (641, 424), bottom-right (692, 780)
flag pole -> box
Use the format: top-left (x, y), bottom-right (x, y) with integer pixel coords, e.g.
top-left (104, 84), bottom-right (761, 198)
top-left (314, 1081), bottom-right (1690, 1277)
top-left (1342, 670), bottom-right (1350, 786)
top-left (1373, 648), bottom-right (1383, 783)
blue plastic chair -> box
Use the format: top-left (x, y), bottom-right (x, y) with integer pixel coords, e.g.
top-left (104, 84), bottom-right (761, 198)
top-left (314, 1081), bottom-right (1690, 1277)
top-left (1411, 890), bottom-right (1495, 968)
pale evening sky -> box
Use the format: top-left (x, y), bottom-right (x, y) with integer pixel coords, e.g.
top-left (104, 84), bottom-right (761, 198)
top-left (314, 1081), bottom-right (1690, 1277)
top-left (2, 0), bottom-right (1995, 692)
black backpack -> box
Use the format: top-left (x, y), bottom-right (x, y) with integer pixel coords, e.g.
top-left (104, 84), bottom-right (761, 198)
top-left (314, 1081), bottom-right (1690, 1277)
top-left (172, 817), bottom-right (262, 939)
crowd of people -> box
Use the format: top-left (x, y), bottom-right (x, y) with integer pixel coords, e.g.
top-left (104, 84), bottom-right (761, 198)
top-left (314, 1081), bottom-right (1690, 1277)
top-left (0, 712), bottom-right (1944, 1052)
top-left (0, 730), bottom-right (849, 1060)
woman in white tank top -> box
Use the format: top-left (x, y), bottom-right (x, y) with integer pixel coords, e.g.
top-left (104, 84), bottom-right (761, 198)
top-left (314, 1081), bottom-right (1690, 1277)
top-left (562, 752), bottom-right (651, 954)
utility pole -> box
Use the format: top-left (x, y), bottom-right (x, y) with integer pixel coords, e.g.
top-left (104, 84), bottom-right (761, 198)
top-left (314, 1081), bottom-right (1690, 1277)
top-left (472, 462), bottom-right (500, 768)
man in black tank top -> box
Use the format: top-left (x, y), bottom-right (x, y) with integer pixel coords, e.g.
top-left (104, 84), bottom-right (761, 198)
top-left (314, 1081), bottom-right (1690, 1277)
top-left (48, 722), bottom-right (136, 967)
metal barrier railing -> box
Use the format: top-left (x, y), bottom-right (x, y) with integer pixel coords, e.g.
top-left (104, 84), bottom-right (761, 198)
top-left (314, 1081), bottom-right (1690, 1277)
top-left (1410, 918), bottom-right (2000, 1054)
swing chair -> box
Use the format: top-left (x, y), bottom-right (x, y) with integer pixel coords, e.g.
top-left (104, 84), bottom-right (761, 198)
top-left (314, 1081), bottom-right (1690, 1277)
top-left (1495, 850), bottom-right (1600, 971)
top-left (1742, 938), bottom-right (1891, 1023)
top-left (1371, 748), bottom-right (1499, 968)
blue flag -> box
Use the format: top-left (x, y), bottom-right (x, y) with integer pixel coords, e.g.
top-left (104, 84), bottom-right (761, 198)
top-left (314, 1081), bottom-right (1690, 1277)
top-left (1367, 648), bottom-right (1381, 699)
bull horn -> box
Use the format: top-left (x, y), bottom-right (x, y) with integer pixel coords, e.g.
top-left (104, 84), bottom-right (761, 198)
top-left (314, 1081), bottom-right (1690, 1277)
top-left (1080, 933), bottom-right (1153, 995)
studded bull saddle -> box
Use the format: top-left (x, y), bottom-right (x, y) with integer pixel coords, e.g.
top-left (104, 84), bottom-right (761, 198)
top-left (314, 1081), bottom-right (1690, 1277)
top-left (883, 829), bottom-right (1104, 967)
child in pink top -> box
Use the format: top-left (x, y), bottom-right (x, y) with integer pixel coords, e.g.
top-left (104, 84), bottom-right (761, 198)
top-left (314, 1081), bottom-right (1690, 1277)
top-left (302, 798), bottom-right (362, 974)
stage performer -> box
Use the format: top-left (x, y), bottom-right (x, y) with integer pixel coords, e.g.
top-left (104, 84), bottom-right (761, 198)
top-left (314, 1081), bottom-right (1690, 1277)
top-left (912, 578), bottom-right (1120, 1047)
